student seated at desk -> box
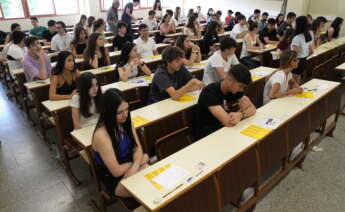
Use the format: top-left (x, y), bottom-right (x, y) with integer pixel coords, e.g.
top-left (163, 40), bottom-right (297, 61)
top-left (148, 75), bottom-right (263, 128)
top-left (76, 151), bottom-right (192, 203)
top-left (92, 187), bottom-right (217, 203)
top-left (112, 22), bottom-right (133, 51)
top-left (134, 24), bottom-right (158, 57)
top-left (326, 17), bottom-right (343, 41)
top-left (203, 37), bottom-right (239, 84)
top-left (158, 14), bottom-right (176, 43)
top-left (49, 51), bottom-right (80, 100)
top-left (183, 14), bottom-right (202, 39)
top-left (92, 88), bottom-right (149, 197)
top-left (277, 28), bottom-right (294, 52)
top-left (116, 42), bottom-right (152, 82)
top-left (311, 19), bottom-right (322, 48)
top-left (230, 15), bottom-right (248, 39)
top-left (93, 18), bottom-right (108, 44)
top-left (51, 21), bottom-right (73, 52)
top-left (263, 51), bottom-right (302, 104)
top-left (42, 20), bottom-right (57, 46)
top-left (195, 64), bottom-right (256, 139)
top-left (7, 31), bottom-right (26, 77)
top-left (29, 17), bottom-right (47, 40)
top-left (23, 36), bottom-right (51, 82)
top-left (71, 72), bottom-right (101, 130)
top-left (240, 21), bottom-right (264, 69)
top-left (70, 26), bottom-right (88, 59)
top-left (259, 18), bottom-right (279, 45)
top-left (143, 10), bottom-right (158, 31)
top-left (202, 21), bottom-right (220, 56)
top-left (147, 46), bottom-right (205, 104)
top-left (83, 33), bottom-right (110, 69)
top-left (277, 12), bottom-right (296, 36)
top-left (175, 35), bottom-right (201, 66)
top-left (259, 12), bottom-right (269, 33)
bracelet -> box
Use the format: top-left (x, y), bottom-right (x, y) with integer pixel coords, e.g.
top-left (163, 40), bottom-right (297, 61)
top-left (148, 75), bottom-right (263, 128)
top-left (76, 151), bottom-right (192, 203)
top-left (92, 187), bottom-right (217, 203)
top-left (132, 162), bottom-right (140, 169)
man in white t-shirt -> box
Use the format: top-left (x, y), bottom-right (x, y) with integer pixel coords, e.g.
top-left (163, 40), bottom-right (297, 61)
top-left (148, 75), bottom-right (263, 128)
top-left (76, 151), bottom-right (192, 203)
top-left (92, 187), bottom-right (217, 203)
top-left (134, 24), bottom-right (158, 57)
top-left (143, 10), bottom-right (158, 31)
top-left (231, 15), bottom-right (248, 39)
top-left (7, 31), bottom-right (27, 78)
top-left (203, 37), bottom-right (240, 84)
top-left (51, 21), bottom-right (73, 52)
top-left (166, 9), bottom-right (178, 26)
top-left (196, 6), bottom-right (207, 23)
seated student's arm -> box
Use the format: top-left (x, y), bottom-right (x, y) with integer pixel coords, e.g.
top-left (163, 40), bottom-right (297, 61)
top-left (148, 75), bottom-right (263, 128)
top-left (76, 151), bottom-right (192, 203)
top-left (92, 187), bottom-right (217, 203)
top-left (288, 77), bottom-right (300, 88)
top-left (327, 27), bottom-right (334, 41)
top-left (131, 127), bottom-right (149, 166)
top-left (71, 106), bottom-right (81, 130)
top-left (89, 54), bottom-right (99, 69)
top-left (49, 75), bottom-right (77, 100)
top-left (245, 35), bottom-right (260, 50)
top-left (269, 82), bottom-right (302, 99)
top-left (23, 54), bottom-right (49, 80)
top-left (182, 45), bottom-right (201, 66)
top-left (170, 23), bottom-right (176, 33)
top-left (256, 35), bottom-right (265, 48)
top-left (166, 78), bottom-right (204, 100)
top-left (118, 65), bottom-right (133, 82)
top-left (104, 48), bottom-right (111, 65)
top-left (93, 128), bottom-right (138, 178)
top-left (70, 44), bottom-right (83, 59)
top-left (139, 62), bottom-right (152, 76)
top-left (237, 30), bottom-right (247, 39)
top-left (238, 96), bottom-right (256, 118)
top-left (264, 36), bottom-right (279, 45)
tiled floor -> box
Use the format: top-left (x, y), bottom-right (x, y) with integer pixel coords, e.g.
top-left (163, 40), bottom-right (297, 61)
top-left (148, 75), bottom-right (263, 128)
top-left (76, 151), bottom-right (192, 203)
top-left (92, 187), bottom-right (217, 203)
top-left (0, 83), bottom-right (344, 212)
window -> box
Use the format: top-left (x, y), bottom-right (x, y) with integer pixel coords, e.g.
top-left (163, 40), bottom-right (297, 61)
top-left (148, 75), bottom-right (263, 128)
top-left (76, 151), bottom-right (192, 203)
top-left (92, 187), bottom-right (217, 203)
top-left (0, 0), bottom-right (25, 19)
top-left (0, 5), bottom-right (3, 19)
top-left (54, 0), bottom-right (79, 15)
top-left (27, 0), bottom-right (55, 16)
top-left (100, 0), bottom-right (155, 11)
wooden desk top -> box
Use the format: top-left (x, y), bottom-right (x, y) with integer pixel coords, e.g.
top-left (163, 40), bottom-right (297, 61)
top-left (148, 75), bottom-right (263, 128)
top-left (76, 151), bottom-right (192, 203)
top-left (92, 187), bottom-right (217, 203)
top-left (165, 32), bottom-right (183, 38)
top-left (308, 36), bottom-right (345, 59)
top-left (248, 44), bottom-right (277, 54)
top-left (42, 99), bottom-right (71, 112)
top-left (335, 62), bottom-right (345, 70)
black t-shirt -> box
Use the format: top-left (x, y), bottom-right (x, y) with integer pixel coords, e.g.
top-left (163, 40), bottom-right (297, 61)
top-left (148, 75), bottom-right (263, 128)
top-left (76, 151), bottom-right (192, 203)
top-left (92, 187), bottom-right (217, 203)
top-left (42, 30), bottom-right (57, 42)
top-left (112, 34), bottom-right (133, 50)
top-left (277, 22), bottom-right (292, 36)
top-left (147, 65), bottom-right (193, 104)
top-left (260, 27), bottom-right (279, 44)
top-left (195, 82), bottom-right (244, 139)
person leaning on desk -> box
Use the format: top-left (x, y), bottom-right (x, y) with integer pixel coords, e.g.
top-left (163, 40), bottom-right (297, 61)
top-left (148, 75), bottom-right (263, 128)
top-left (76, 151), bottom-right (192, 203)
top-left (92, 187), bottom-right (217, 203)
top-left (195, 64), bottom-right (256, 140)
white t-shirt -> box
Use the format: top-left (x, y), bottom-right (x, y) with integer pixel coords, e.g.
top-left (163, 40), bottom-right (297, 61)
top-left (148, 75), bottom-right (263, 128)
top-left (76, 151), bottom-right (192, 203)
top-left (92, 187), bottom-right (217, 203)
top-left (70, 93), bottom-right (99, 128)
top-left (203, 50), bottom-right (239, 84)
top-left (240, 34), bottom-right (257, 58)
top-left (230, 23), bottom-right (248, 39)
top-left (134, 37), bottom-right (157, 57)
top-left (7, 44), bottom-right (26, 77)
top-left (143, 18), bottom-right (158, 31)
top-left (291, 31), bottom-right (314, 58)
top-left (124, 63), bottom-right (139, 79)
top-left (197, 12), bottom-right (207, 23)
top-left (51, 33), bottom-right (73, 51)
top-left (263, 70), bottom-right (293, 104)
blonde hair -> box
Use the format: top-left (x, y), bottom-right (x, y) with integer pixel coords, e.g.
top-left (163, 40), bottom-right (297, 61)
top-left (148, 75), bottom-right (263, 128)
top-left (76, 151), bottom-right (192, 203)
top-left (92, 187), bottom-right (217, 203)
top-left (280, 51), bottom-right (298, 69)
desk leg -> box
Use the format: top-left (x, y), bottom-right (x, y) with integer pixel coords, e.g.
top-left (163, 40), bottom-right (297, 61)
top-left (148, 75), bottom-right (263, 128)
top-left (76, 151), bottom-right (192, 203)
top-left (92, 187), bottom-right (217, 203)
top-left (32, 92), bottom-right (51, 148)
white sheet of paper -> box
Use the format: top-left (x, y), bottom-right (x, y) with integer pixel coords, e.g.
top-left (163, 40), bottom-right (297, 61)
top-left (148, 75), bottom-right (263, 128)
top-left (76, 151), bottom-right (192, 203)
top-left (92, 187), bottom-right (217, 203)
top-left (152, 165), bottom-right (189, 190)
top-left (261, 117), bottom-right (282, 129)
top-left (129, 79), bottom-right (149, 87)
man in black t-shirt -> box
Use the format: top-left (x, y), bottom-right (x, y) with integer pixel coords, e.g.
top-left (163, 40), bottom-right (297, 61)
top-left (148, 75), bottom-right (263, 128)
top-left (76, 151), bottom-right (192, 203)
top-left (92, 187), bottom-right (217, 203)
top-left (278, 12), bottom-right (296, 36)
top-left (112, 22), bottom-right (133, 51)
top-left (121, 0), bottom-right (140, 38)
top-left (195, 64), bottom-right (256, 139)
top-left (42, 20), bottom-right (57, 45)
top-left (260, 18), bottom-right (279, 45)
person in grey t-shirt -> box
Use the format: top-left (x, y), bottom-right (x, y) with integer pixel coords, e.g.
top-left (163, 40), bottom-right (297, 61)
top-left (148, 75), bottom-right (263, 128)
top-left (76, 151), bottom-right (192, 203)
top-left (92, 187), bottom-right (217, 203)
top-left (107, 0), bottom-right (120, 34)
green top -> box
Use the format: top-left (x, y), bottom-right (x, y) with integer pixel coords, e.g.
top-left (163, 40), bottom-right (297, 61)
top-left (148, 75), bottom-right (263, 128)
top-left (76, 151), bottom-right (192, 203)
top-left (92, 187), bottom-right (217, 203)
top-left (29, 26), bottom-right (48, 39)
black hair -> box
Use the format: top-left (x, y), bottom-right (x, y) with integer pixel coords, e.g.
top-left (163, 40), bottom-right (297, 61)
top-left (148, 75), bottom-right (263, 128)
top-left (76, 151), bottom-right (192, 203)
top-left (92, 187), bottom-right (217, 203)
top-left (78, 72), bottom-right (101, 118)
top-left (187, 9), bottom-right (195, 19)
top-left (166, 9), bottom-right (173, 16)
top-left (175, 7), bottom-right (181, 21)
top-left (153, 0), bottom-right (162, 11)
top-left (93, 18), bottom-right (105, 32)
top-left (287, 12), bottom-right (296, 19)
top-left (237, 15), bottom-right (246, 21)
top-left (220, 37), bottom-right (237, 52)
top-left (207, 8), bottom-right (214, 17)
top-left (311, 19), bottom-right (322, 32)
top-left (138, 23), bottom-right (148, 31)
top-left (118, 42), bottom-right (136, 66)
top-left (228, 10), bottom-right (233, 14)
top-left (316, 16), bottom-right (327, 24)
top-left (248, 20), bottom-right (258, 31)
top-left (117, 21), bottom-right (128, 29)
top-left (254, 9), bottom-right (261, 14)
top-left (10, 23), bottom-right (20, 32)
top-left (87, 16), bottom-right (96, 28)
top-left (24, 36), bottom-right (39, 48)
top-left (47, 20), bottom-right (56, 27)
top-left (12, 31), bottom-right (26, 44)
top-left (295, 16), bottom-right (312, 42)
top-left (228, 64), bottom-right (252, 85)
top-left (76, 14), bottom-right (87, 26)
top-left (56, 21), bottom-right (66, 29)
top-left (267, 18), bottom-right (276, 25)
top-left (133, 0), bottom-right (140, 2)
top-left (186, 14), bottom-right (198, 35)
top-left (262, 12), bottom-right (269, 17)
top-left (330, 17), bottom-right (344, 38)
top-left (161, 46), bottom-right (184, 66)
top-left (54, 51), bottom-right (76, 75)
top-left (276, 13), bottom-right (284, 23)
top-left (71, 26), bottom-right (87, 46)
top-left (94, 88), bottom-right (136, 161)
top-left (216, 10), bottom-right (222, 16)
top-left (30, 17), bottom-right (38, 22)
top-left (204, 21), bottom-right (219, 39)
top-left (235, 12), bottom-right (242, 17)
top-left (148, 10), bottom-right (156, 16)
top-left (175, 35), bottom-right (192, 58)
top-left (84, 33), bottom-right (106, 66)
top-left (161, 14), bottom-right (170, 24)
top-left (281, 28), bottom-right (294, 43)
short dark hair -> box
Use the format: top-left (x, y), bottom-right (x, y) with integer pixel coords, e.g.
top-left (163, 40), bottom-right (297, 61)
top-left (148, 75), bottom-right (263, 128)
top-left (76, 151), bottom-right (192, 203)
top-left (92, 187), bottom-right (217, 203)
top-left (262, 12), bottom-right (269, 17)
top-left (30, 17), bottom-right (38, 22)
top-left (228, 10), bottom-right (233, 14)
top-left (117, 21), bottom-right (127, 29)
top-left (25, 36), bottom-right (39, 48)
top-left (238, 15), bottom-right (246, 21)
top-left (248, 20), bottom-right (258, 31)
top-left (56, 21), bottom-right (66, 29)
top-left (47, 20), bottom-right (56, 27)
top-left (133, 0), bottom-right (140, 2)
top-left (138, 23), bottom-right (148, 31)
top-left (166, 9), bottom-right (173, 16)
top-left (316, 16), bottom-right (327, 24)
top-left (220, 37), bottom-right (237, 51)
top-left (93, 18), bottom-right (105, 31)
top-left (267, 18), bottom-right (276, 25)
top-left (10, 23), bottom-right (20, 32)
top-left (162, 46), bottom-right (184, 65)
top-left (287, 12), bottom-right (296, 19)
top-left (12, 31), bottom-right (26, 44)
top-left (216, 10), bottom-right (222, 16)
top-left (149, 10), bottom-right (156, 16)
top-left (228, 64), bottom-right (252, 85)
top-left (254, 9), bottom-right (261, 14)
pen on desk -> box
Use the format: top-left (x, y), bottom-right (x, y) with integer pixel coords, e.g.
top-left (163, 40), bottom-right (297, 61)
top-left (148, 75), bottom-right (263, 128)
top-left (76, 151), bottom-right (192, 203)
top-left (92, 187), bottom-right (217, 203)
top-left (162, 183), bottom-right (184, 198)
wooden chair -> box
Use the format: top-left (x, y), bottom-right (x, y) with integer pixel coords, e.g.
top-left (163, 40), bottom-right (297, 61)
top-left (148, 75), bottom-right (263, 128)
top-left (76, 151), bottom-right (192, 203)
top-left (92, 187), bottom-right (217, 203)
top-left (3, 63), bottom-right (20, 105)
top-left (85, 146), bottom-right (141, 212)
top-left (217, 145), bottom-right (259, 212)
top-left (155, 126), bottom-right (192, 160)
top-left (159, 174), bottom-right (222, 212)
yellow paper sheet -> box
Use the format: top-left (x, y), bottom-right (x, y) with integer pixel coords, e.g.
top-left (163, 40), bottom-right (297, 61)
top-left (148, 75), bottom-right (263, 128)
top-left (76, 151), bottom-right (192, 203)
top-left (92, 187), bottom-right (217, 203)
top-left (295, 91), bottom-right (314, 98)
top-left (144, 164), bottom-right (171, 190)
top-left (251, 75), bottom-right (261, 81)
top-left (132, 116), bottom-right (150, 127)
top-left (100, 66), bottom-right (114, 72)
top-left (265, 44), bottom-right (277, 49)
top-left (193, 62), bottom-right (207, 67)
top-left (149, 55), bottom-right (161, 59)
top-left (145, 76), bottom-right (153, 81)
top-left (178, 94), bottom-right (196, 103)
top-left (241, 125), bottom-right (272, 140)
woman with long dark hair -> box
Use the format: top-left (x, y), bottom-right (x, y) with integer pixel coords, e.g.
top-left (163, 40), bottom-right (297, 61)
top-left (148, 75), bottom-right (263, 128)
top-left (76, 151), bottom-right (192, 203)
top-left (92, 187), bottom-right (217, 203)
top-left (183, 14), bottom-right (201, 39)
top-left (92, 88), bottom-right (149, 197)
top-left (175, 35), bottom-right (201, 66)
top-left (327, 17), bottom-right (343, 41)
top-left (276, 14), bottom-right (284, 27)
top-left (158, 14), bottom-right (176, 43)
top-left (202, 21), bottom-right (219, 56)
top-left (71, 72), bottom-right (101, 129)
top-left (70, 26), bottom-right (88, 59)
top-left (86, 16), bottom-right (96, 36)
top-left (311, 19), bottom-right (322, 47)
top-left (76, 14), bottom-right (87, 28)
top-left (117, 42), bottom-right (152, 82)
top-left (291, 16), bottom-right (315, 83)
top-left (49, 51), bottom-right (80, 100)
top-left (83, 33), bottom-right (110, 69)
top-left (153, 0), bottom-right (162, 19)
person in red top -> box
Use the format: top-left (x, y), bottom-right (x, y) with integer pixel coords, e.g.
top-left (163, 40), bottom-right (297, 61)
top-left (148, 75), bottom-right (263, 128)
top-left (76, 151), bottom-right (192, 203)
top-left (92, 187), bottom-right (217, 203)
top-left (225, 10), bottom-right (235, 25)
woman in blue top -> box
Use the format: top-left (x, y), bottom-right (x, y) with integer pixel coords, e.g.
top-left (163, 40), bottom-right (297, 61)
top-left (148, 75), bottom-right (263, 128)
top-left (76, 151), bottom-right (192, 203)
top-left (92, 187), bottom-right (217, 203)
top-left (92, 88), bottom-right (149, 197)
